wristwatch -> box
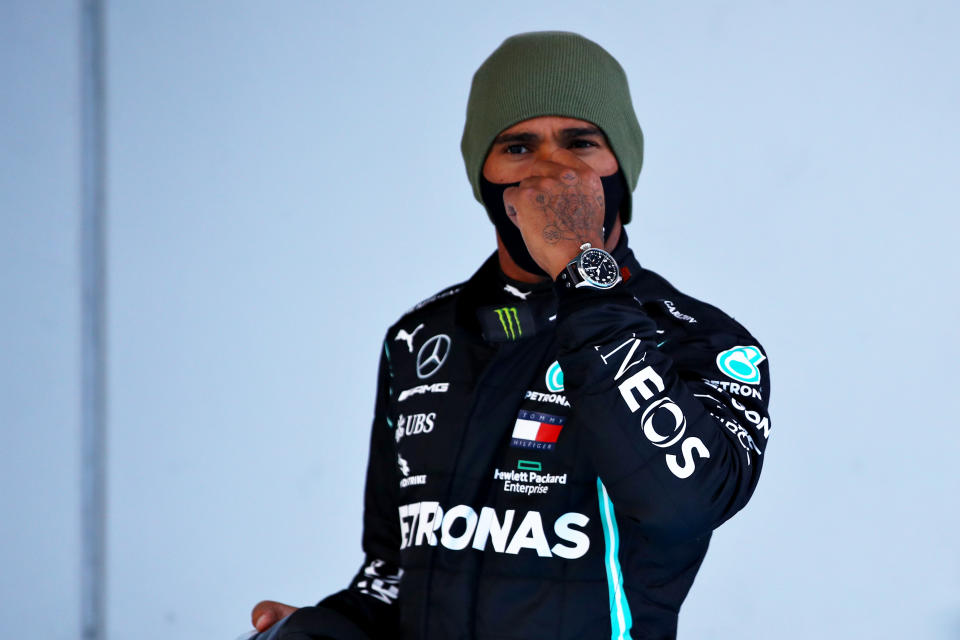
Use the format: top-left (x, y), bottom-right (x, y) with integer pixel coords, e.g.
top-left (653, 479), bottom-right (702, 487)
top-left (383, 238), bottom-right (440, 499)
top-left (558, 243), bottom-right (622, 290)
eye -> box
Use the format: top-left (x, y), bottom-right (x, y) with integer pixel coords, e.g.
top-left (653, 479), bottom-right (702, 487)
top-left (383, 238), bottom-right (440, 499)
top-left (569, 139), bottom-right (599, 150)
top-left (504, 144), bottom-right (530, 155)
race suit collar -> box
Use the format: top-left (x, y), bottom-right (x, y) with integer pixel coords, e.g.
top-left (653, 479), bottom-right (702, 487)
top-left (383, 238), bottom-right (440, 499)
top-left (611, 228), bottom-right (641, 284)
top-left (457, 230), bottom-right (641, 343)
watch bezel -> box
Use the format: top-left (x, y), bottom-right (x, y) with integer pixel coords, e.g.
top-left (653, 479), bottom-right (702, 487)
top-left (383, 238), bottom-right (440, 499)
top-left (574, 247), bottom-right (621, 289)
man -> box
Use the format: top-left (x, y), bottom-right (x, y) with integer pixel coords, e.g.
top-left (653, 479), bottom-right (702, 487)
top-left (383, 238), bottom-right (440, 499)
top-left (249, 31), bottom-right (771, 639)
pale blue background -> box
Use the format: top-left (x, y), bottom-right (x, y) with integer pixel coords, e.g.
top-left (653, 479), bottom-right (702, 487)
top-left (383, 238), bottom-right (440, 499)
top-left (2, 1), bottom-right (958, 638)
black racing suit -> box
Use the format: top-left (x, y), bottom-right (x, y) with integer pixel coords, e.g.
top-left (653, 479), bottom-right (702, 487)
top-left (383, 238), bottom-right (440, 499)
top-left (260, 234), bottom-right (771, 640)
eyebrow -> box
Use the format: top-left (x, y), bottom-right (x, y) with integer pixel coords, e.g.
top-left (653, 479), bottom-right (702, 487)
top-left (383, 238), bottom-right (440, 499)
top-left (492, 126), bottom-right (604, 145)
top-left (493, 131), bottom-right (540, 144)
top-left (558, 126), bottom-right (604, 140)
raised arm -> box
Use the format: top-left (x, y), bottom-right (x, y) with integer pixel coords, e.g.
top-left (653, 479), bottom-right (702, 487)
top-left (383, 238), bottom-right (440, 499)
top-left (556, 287), bottom-right (771, 542)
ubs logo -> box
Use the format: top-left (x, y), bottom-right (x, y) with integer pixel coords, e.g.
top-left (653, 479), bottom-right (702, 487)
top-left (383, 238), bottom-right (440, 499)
top-left (416, 334), bottom-right (451, 379)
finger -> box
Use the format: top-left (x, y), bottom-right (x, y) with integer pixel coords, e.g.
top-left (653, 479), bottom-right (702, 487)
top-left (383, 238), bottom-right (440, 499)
top-left (526, 157), bottom-right (579, 182)
top-left (254, 613), bottom-right (273, 632)
top-left (550, 147), bottom-right (595, 172)
top-left (525, 163), bottom-right (599, 196)
top-left (502, 186), bottom-right (521, 227)
top-left (528, 149), bottom-right (595, 181)
top-left (251, 601), bottom-right (295, 632)
top-left (251, 601), bottom-right (275, 631)
top-left (550, 151), bottom-right (602, 189)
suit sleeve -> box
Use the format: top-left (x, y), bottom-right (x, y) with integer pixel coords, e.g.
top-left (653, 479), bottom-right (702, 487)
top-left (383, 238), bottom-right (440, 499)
top-left (555, 285), bottom-right (771, 543)
top-left (271, 339), bottom-right (402, 639)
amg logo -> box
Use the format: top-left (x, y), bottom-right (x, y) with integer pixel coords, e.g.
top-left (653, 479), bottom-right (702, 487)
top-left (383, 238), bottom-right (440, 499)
top-left (398, 502), bottom-right (589, 559)
top-left (398, 382), bottom-right (449, 402)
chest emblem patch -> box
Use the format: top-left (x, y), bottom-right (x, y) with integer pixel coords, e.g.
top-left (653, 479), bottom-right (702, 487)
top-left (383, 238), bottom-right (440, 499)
top-left (510, 409), bottom-right (565, 451)
top-left (545, 360), bottom-right (564, 392)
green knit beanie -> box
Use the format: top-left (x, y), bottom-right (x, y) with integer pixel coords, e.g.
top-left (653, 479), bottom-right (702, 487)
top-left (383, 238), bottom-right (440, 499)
top-left (461, 31), bottom-right (644, 223)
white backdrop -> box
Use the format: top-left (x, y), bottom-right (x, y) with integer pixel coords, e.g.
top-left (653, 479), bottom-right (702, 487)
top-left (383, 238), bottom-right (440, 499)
top-left (2, 1), bottom-right (958, 638)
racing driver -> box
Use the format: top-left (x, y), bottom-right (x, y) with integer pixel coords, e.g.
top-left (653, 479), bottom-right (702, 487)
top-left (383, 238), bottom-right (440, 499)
top-left (247, 31), bottom-right (772, 640)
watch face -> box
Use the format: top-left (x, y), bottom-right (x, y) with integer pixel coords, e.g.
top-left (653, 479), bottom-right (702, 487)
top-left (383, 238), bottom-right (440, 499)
top-left (579, 249), bottom-right (620, 287)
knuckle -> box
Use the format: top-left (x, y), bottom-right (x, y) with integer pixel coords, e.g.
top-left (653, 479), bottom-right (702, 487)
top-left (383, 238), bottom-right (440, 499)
top-left (519, 185), bottom-right (540, 199)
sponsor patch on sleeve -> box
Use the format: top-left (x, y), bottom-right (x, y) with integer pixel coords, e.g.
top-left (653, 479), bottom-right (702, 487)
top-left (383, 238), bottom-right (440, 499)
top-left (716, 345), bottom-right (766, 385)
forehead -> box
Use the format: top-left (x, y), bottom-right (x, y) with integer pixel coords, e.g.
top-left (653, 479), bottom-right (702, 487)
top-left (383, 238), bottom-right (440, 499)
top-left (496, 115), bottom-right (602, 137)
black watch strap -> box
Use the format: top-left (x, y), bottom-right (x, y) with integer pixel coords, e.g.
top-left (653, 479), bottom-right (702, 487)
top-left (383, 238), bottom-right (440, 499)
top-left (557, 265), bottom-right (579, 289)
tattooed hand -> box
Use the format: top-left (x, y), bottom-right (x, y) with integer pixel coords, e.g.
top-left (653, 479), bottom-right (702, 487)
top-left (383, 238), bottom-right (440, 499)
top-left (502, 149), bottom-right (605, 279)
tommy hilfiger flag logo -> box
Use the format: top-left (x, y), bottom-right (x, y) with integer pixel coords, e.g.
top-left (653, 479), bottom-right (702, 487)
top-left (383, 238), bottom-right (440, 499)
top-left (510, 409), bottom-right (565, 451)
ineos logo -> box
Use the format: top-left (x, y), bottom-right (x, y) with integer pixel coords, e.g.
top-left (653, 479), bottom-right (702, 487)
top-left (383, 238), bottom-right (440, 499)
top-left (640, 397), bottom-right (687, 448)
top-left (416, 334), bottom-right (451, 379)
top-left (604, 340), bottom-right (711, 480)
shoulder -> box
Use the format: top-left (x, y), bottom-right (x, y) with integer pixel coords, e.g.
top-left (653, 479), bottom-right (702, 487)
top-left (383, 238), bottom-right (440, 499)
top-left (628, 267), bottom-right (771, 399)
top-left (392, 282), bottom-right (464, 328)
top-left (380, 280), bottom-right (467, 352)
top-left (405, 282), bottom-right (466, 316)
top-left (379, 280), bottom-right (467, 389)
top-left (627, 266), bottom-right (761, 344)
top-left (383, 251), bottom-right (501, 343)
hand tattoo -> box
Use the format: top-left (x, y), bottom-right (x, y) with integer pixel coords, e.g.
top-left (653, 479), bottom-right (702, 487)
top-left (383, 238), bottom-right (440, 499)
top-left (533, 176), bottom-right (604, 245)
top-left (542, 224), bottom-right (562, 244)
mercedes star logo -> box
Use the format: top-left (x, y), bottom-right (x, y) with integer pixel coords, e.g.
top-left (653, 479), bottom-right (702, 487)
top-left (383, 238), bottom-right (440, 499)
top-left (416, 334), bottom-right (451, 379)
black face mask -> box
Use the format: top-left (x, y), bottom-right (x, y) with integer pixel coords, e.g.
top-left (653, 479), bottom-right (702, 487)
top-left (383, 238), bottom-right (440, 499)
top-left (479, 171), bottom-right (627, 277)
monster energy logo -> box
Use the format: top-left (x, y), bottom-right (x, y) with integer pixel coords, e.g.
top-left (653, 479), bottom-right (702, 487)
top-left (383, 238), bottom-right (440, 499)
top-left (494, 306), bottom-right (522, 340)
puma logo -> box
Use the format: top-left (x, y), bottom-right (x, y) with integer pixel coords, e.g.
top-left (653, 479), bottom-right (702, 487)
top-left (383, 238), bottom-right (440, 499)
top-left (394, 323), bottom-right (425, 353)
top-left (503, 284), bottom-right (530, 300)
